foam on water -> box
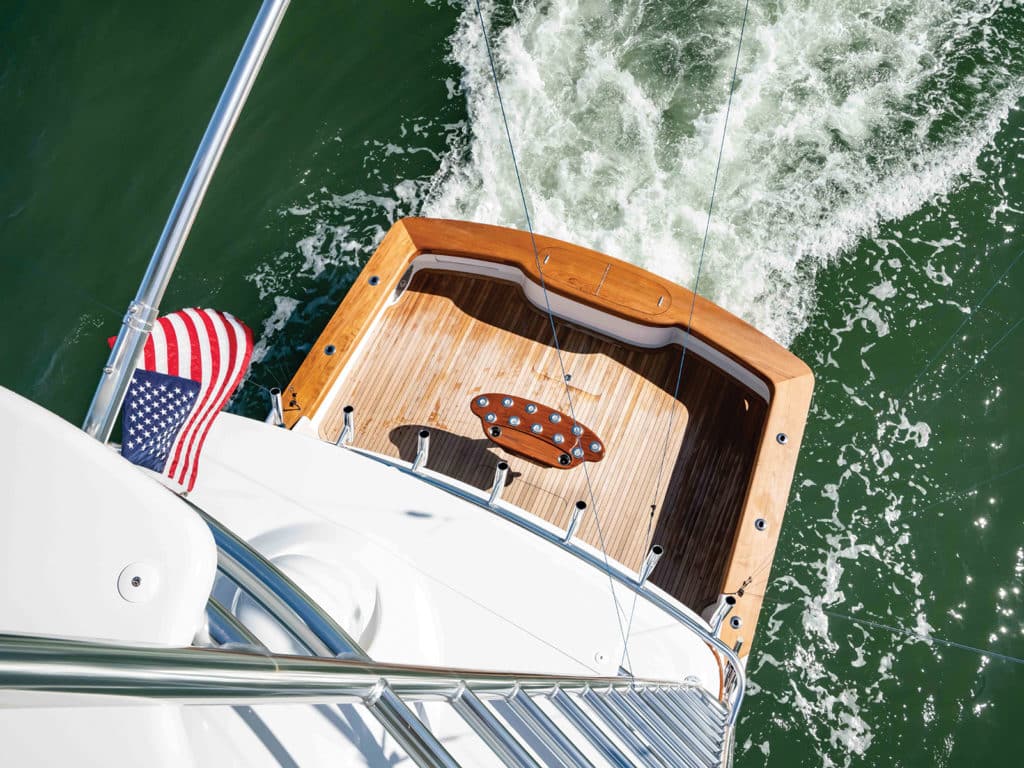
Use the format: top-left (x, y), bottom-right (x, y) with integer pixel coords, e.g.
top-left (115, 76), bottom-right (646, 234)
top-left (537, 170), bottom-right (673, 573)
top-left (425, 0), bottom-right (1023, 346)
top-left (247, 2), bottom-right (1024, 763)
top-left (418, 2), bottom-right (1024, 765)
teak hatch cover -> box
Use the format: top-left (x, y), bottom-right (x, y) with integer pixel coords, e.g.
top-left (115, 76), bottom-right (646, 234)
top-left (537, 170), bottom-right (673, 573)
top-left (470, 393), bottom-right (606, 469)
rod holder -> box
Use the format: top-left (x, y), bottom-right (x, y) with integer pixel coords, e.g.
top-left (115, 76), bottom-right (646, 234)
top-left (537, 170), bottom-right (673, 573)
top-left (708, 594), bottom-right (737, 636)
top-left (412, 429), bottom-right (430, 472)
top-left (563, 500), bottom-right (586, 543)
top-left (487, 461), bottom-right (509, 506)
top-left (269, 387), bottom-right (284, 427)
top-left (638, 545), bottom-right (664, 585)
top-left (336, 405), bottom-right (354, 446)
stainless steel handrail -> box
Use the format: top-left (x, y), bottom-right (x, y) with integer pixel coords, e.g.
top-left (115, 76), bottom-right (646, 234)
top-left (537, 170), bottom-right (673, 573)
top-left (191, 506), bottom-right (458, 768)
top-left (205, 597), bottom-right (264, 648)
top-left (0, 633), bottom-right (686, 703)
top-left (199, 508), bottom-right (365, 659)
top-left (344, 446), bottom-right (746, 725)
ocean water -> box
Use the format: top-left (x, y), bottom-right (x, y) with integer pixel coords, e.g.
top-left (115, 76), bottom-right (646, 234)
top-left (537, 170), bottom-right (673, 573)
top-left (1, 1), bottom-right (1022, 765)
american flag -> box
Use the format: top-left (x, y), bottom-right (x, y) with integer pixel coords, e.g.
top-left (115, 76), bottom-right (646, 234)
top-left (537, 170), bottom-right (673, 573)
top-left (117, 308), bottom-right (253, 492)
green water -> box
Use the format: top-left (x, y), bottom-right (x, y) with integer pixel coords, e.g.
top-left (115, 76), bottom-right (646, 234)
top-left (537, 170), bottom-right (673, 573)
top-left (2, 1), bottom-right (1023, 765)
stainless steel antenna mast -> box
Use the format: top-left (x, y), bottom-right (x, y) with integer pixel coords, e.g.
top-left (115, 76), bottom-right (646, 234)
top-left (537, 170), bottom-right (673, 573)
top-left (82, 0), bottom-right (291, 442)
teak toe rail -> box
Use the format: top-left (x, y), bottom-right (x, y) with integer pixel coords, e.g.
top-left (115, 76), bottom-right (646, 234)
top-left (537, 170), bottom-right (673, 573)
top-left (283, 217), bottom-right (814, 655)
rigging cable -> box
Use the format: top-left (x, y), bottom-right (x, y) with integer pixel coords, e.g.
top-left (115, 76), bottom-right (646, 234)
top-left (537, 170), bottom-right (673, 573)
top-left (471, 0), bottom-right (635, 671)
top-left (898, 244), bottom-right (1024, 401)
top-left (823, 608), bottom-right (1024, 666)
top-left (621, 0), bottom-right (753, 669)
top-left (757, 592), bottom-right (1024, 667)
top-left (836, 243), bottom-right (1023, 436)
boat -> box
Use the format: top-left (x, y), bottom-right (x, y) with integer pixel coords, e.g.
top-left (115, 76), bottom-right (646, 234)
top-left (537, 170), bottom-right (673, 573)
top-left (0, 2), bottom-right (812, 766)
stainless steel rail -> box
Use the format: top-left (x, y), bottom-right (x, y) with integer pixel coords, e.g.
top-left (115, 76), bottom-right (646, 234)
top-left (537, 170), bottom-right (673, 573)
top-left (0, 505), bottom-right (734, 766)
top-left (102, 482), bottom-right (733, 765)
top-left (193, 507), bottom-right (458, 768)
top-left (0, 633), bottom-right (683, 703)
top-left (205, 597), bottom-right (264, 648)
top-left (346, 445), bottom-right (747, 725)
top-left (199, 508), bottom-right (365, 659)
top-left (83, 0), bottom-right (291, 442)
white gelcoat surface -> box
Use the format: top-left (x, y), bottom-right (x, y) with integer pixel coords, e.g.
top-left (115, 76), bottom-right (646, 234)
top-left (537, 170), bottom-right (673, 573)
top-left (192, 412), bottom-right (721, 690)
top-left (0, 387), bottom-right (216, 646)
top-left (0, 691), bottom-right (515, 767)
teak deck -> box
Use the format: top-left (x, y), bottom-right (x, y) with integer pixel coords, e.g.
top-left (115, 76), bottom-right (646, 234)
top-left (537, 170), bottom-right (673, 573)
top-left (319, 270), bottom-right (766, 610)
top-left (283, 218), bottom-right (814, 657)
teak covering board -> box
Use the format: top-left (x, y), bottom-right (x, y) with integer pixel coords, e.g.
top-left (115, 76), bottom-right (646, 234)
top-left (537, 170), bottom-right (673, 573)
top-left (283, 218), bottom-right (814, 657)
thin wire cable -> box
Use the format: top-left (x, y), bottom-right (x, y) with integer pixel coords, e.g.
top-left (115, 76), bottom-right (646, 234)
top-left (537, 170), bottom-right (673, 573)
top-left (946, 314), bottom-right (1024, 391)
top-left (824, 609), bottom-right (1024, 666)
top-left (897, 245), bottom-right (1024, 401)
top-left (917, 458), bottom-right (1024, 515)
top-left (735, 457), bottom-right (1024, 601)
top-left (759, 591), bottom-right (1024, 666)
top-left (620, 0), bottom-right (752, 669)
top-left (472, 0), bottom-right (634, 670)
top-left (836, 244), bottom-right (1024, 436)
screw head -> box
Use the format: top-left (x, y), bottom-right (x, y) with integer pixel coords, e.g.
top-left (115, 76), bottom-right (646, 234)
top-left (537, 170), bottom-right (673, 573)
top-left (476, 396), bottom-right (489, 407)
top-left (553, 434), bottom-right (565, 444)
top-left (368, 275), bottom-right (380, 286)
top-left (776, 432), bottom-right (789, 445)
top-left (485, 413), bottom-right (497, 423)
top-left (729, 616), bottom-right (743, 630)
top-left (549, 413), bottom-right (561, 423)
top-left (508, 416), bottom-right (520, 426)
top-left (572, 447), bottom-right (584, 458)
top-left (501, 397), bottom-right (514, 407)
top-left (572, 425), bottom-right (584, 436)
top-left (531, 423), bottom-right (543, 434)
top-left (754, 517), bottom-right (768, 532)
top-left (525, 404), bottom-right (538, 414)
top-left (324, 344), bottom-right (336, 356)
top-left (589, 441), bottom-right (602, 452)
top-left (117, 562), bottom-right (159, 603)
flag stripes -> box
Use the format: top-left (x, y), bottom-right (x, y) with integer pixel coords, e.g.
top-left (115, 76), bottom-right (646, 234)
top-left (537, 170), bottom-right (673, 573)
top-left (117, 308), bottom-right (253, 491)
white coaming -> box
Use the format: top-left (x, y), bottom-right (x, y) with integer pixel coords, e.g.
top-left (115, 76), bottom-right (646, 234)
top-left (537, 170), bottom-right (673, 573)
top-left (192, 413), bottom-right (721, 692)
top-left (0, 387), bottom-right (216, 647)
top-left (422, 255), bottom-right (772, 400)
top-left (311, 253), bottom-right (770, 434)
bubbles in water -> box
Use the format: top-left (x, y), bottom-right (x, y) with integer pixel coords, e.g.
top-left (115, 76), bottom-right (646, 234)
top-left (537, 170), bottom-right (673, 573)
top-left (426, 0), bottom-right (1023, 345)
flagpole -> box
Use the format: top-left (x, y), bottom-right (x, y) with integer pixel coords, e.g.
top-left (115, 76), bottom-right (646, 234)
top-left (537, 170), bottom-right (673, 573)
top-left (82, 0), bottom-right (290, 443)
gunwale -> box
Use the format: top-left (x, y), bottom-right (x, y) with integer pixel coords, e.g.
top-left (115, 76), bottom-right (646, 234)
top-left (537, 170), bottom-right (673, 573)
top-left (282, 217), bottom-right (814, 656)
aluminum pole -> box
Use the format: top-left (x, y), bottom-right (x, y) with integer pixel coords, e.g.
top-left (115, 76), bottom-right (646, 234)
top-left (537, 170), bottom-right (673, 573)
top-left (82, 0), bottom-right (291, 441)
